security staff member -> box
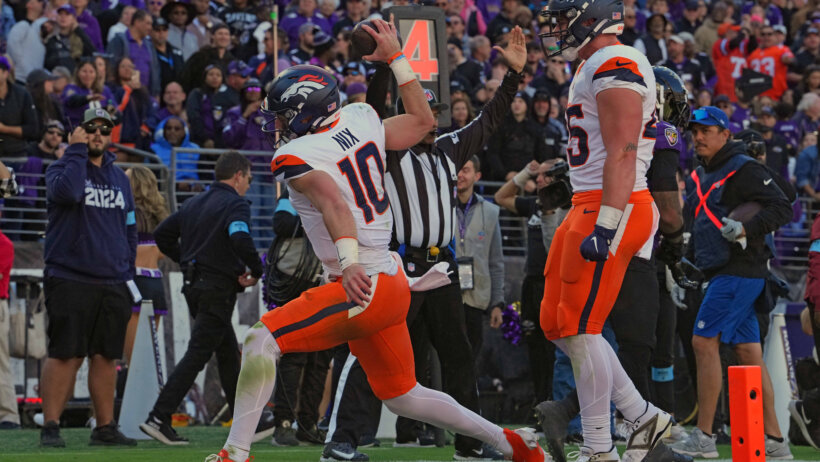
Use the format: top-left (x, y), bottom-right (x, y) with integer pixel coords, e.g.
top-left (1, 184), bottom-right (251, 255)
top-left (320, 26), bottom-right (528, 462)
top-left (140, 151), bottom-right (263, 446)
top-left (670, 106), bottom-right (793, 459)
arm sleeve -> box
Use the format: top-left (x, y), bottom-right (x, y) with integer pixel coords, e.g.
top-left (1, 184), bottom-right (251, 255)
top-left (488, 213), bottom-right (505, 308)
top-left (365, 63), bottom-right (391, 119)
top-left (435, 71), bottom-right (522, 170)
top-left (45, 144), bottom-right (88, 204)
top-left (648, 148), bottom-right (680, 192)
top-left (272, 193), bottom-right (301, 236)
top-left (227, 200), bottom-right (264, 278)
top-left (20, 89), bottom-right (40, 141)
top-left (154, 211), bottom-right (182, 262)
top-left (513, 196), bottom-right (537, 217)
top-left (731, 162), bottom-right (793, 239)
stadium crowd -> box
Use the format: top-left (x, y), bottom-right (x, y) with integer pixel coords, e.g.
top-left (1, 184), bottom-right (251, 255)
top-left (1, 0), bottom-right (820, 459)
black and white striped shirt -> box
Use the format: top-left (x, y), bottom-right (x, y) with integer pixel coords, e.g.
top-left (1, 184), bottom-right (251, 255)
top-left (382, 72), bottom-right (522, 250)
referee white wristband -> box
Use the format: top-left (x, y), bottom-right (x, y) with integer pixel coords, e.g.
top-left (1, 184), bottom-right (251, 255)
top-left (389, 54), bottom-right (416, 87)
top-left (596, 205), bottom-right (623, 230)
top-left (335, 237), bottom-right (359, 271)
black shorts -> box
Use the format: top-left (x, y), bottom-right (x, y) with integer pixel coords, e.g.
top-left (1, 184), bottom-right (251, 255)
top-left (44, 276), bottom-right (132, 360)
top-left (133, 275), bottom-right (168, 315)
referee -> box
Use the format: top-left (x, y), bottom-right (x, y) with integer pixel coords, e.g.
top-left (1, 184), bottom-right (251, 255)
top-left (320, 27), bottom-right (529, 462)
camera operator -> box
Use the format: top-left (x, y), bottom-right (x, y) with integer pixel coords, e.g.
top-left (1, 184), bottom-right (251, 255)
top-left (494, 158), bottom-right (567, 404)
top-left (140, 151), bottom-right (264, 445)
top-left (40, 108), bottom-right (137, 448)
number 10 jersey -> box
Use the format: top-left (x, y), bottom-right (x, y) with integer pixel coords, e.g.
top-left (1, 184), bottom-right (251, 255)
top-left (565, 44), bottom-right (657, 193)
top-left (271, 103), bottom-right (396, 277)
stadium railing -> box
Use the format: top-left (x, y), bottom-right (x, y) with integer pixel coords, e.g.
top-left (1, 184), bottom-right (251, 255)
top-left (0, 145), bottom-right (171, 241)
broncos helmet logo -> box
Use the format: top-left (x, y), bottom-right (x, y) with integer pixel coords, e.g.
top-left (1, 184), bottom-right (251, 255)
top-left (280, 75), bottom-right (328, 103)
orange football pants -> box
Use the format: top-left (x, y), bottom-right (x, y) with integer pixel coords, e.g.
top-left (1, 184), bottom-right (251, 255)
top-left (540, 189), bottom-right (657, 340)
top-left (260, 268), bottom-right (415, 400)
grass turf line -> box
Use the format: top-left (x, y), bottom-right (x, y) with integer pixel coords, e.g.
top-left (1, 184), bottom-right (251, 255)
top-left (0, 427), bottom-right (818, 461)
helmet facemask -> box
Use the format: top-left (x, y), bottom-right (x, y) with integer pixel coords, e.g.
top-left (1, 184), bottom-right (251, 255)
top-left (539, 0), bottom-right (625, 60)
top-left (260, 100), bottom-right (296, 149)
top-left (539, 8), bottom-right (584, 60)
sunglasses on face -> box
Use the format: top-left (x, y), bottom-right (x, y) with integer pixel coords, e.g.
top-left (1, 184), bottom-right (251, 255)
top-left (47, 129), bottom-right (64, 136)
top-left (83, 123), bottom-right (112, 136)
top-left (165, 125), bottom-right (184, 131)
top-left (245, 86), bottom-right (262, 92)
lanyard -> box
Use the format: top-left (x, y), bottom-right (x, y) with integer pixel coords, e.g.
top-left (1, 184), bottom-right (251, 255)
top-left (458, 194), bottom-right (474, 245)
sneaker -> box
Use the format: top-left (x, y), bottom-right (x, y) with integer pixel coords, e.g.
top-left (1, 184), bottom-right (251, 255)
top-left (567, 445), bottom-right (619, 461)
top-left (272, 420), bottom-right (299, 446)
top-left (503, 427), bottom-right (550, 462)
top-left (622, 408), bottom-right (672, 462)
top-left (139, 414), bottom-right (189, 446)
top-left (40, 420), bottom-right (65, 448)
top-left (454, 442), bottom-right (506, 460)
top-left (668, 428), bottom-right (718, 459)
top-left (765, 436), bottom-right (793, 460)
top-left (358, 435), bottom-right (380, 448)
top-left (204, 448), bottom-right (252, 462)
top-left (789, 400), bottom-right (820, 450)
top-left (320, 441), bottom-right (370, 461)
top-left (252, 407), bottom-right (276, 443)
top-left (642, 442), bottom-right (693, 462)
top-left (662, 424), bottom-right (687, 445)
top-left (0, 421), bottom-right (20, 429)
top-left (90, 422), bottom-right (137, 446)
top-left (534, 399), bottom-right (576, 462)
top-left (296, 424), bottom-right (326, 445)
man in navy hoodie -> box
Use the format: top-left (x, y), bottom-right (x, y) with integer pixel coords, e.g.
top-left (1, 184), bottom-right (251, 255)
top-left (40, 108), bottom-right (138, 448)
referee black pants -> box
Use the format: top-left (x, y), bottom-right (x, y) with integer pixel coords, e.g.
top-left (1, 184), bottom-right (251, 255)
top-left (325, 276), bottom-right (483, 452)
top-left (326, 344), bottom-right (381, 446)
top-left (151, 285), bottom-right (240, 424)
top-left (395, 279), bottom-right (483, 452)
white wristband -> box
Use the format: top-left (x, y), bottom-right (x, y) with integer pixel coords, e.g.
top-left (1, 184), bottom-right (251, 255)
top-left (596, 205), bottom-right (623, 230)
top-left (390, 55), bottom-right (416, 86)
top-left (512, 169), bottom-right (532, 189)
top-left (335, 237), bottom-right (359, 271)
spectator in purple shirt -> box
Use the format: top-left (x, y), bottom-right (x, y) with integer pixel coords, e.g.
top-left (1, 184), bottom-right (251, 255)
top-left (279, 0), bottom-right (332, 50)
top-left (71, 0), bottom-right (103, 51)
top-left (106, 9), bottom-right (161, 96)
top-left (221, 77), bottom-right (265, 151)
top-left (741, 0), bottom-right (782, 27)
top-left (60, 58), bottom-right (118, 129)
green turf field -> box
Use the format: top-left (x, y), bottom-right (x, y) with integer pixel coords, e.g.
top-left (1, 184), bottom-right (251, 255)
top-left (0, 426), bottom-right (818, 461)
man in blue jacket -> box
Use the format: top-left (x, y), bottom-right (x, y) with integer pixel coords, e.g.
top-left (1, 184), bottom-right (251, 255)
top-left (40, 108), bottom-right (138, 448)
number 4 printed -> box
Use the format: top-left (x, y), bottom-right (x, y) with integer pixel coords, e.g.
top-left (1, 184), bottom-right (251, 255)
top-left (402, 20), bottom-right (439, 81)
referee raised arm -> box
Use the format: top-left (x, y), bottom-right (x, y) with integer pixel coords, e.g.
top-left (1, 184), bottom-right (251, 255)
top-left (320, 27), bottom-right (528, 462)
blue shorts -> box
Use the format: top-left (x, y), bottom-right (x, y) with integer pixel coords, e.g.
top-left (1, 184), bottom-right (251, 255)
top-left (694, 275), bottom-right (764, 345)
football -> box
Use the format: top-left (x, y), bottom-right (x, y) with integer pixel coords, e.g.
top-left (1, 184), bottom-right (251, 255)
top-left (351, 20), bottom-right (378, 61)
top-left (728, 201), bottom-right (762, 223)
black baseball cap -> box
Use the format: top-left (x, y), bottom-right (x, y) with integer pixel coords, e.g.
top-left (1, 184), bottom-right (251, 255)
top-left (396, 89), bottom-right (449, 114)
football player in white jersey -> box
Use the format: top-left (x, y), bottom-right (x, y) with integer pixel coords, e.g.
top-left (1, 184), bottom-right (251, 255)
top-left (536, 0), bottom-right (674, 461)
top-left (205, 18), bottom-right (547, 462)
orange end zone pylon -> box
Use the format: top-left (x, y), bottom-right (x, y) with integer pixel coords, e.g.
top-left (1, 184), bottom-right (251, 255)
top-left (728, 365), bottom-right (765, 462)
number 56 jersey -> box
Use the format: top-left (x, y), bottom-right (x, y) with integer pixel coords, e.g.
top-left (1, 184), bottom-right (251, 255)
top-left (565, 44), bottom-right (657, 193)
top-left (271, 103), bottom-right (395, 277)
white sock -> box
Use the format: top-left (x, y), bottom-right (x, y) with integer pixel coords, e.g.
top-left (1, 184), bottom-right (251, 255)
top-left (553, 335), bottom-right (614, 454)
top-left (383, 383), bottom-right (513, 456)
top-left (223, 322), bottom-right (280, 461)
top-left (603, 340), bottom-right (655, 423)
